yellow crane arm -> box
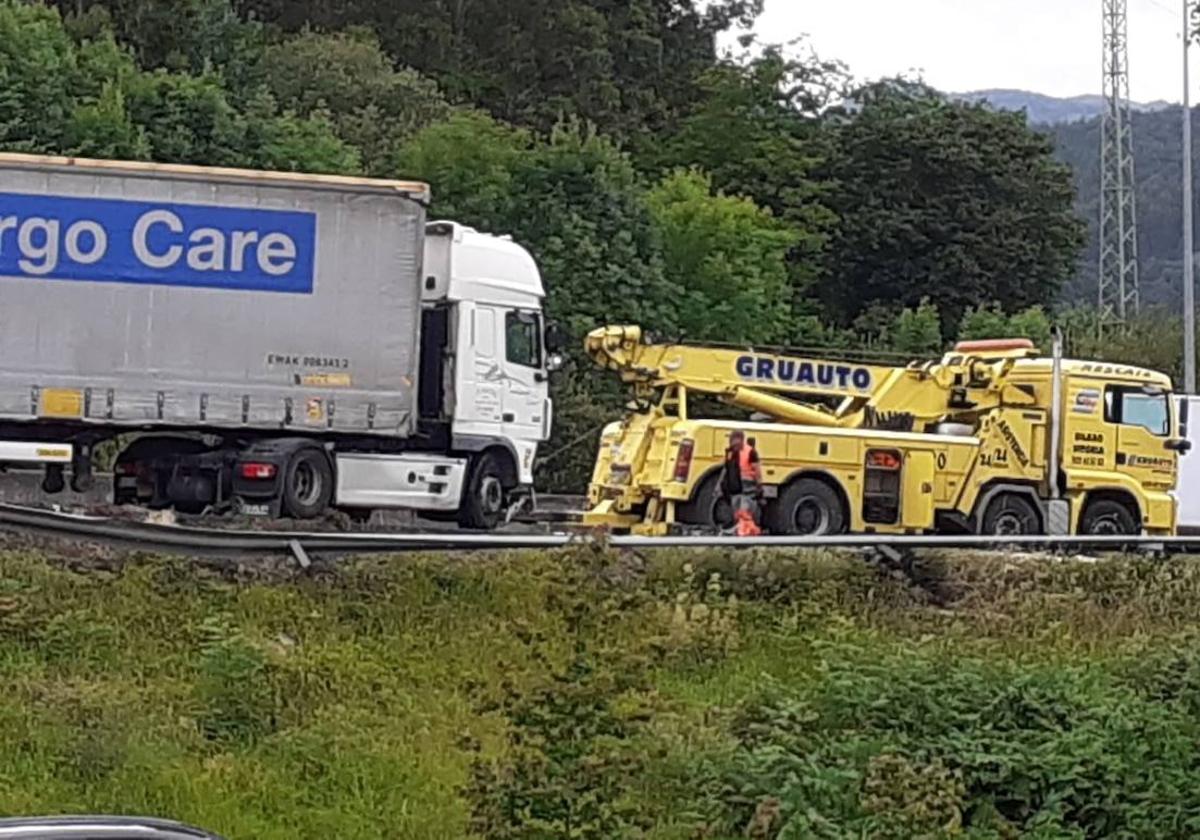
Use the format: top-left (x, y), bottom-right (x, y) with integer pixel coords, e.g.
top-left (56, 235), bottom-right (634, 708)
top-left (586, 325), bottom-right (1042, 431)
top-left (585, 325), bottom-right (903, 414)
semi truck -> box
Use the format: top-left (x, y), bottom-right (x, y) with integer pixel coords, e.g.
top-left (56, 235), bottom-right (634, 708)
top-left (584, 325), bottom-right (1186, 537)
top-left (0, 153), bottom-right (561, 527)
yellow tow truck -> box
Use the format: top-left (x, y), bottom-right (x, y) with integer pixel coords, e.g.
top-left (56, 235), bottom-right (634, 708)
top-left (583, 326), bottom-right (1187, 537)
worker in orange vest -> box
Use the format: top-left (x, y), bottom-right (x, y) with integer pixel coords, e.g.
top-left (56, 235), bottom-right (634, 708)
top-left (721, 430), bottom-right (762, 536)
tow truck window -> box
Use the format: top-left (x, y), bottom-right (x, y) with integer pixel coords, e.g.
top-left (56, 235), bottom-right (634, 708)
top-left (1104, 386), bottom-right (1170, 437)
top-left (505, 311), bottom-right (541, 369)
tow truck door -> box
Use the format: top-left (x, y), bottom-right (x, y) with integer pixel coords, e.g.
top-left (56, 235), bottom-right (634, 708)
top-left (1106, 384), bottom-right (1175, 487)
top-left (901, 450), bottom-right (937, 530)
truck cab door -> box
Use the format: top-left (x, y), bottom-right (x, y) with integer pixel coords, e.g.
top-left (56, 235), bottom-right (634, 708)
top-left (499, 309), bottom-right (549, 445)
top-left (1105, 384), bottom-right (1175, 486)
top-left (462, 305), bottom-right (503, 428)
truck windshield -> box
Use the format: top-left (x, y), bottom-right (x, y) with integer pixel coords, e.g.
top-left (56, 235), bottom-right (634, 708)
top-left (1106, 386), bottom-right (1170, 436)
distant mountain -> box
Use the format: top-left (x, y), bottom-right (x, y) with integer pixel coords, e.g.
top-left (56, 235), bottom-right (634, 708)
top-left (952, 89), bottom-right (1173, 125)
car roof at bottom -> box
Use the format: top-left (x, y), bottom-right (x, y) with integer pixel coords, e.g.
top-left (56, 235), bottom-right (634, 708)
top-left (0, 816), bottom-right (224, 839)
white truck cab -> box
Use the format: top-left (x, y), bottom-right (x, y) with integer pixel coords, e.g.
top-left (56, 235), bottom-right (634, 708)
top-left (332, 221), bottom-right (560, 527)
top-left (424, 221), bottom-right (555, 484)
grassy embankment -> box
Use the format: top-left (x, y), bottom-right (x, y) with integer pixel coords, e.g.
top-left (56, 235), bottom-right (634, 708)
top-left (2, 545), bottom-right (1200, 839)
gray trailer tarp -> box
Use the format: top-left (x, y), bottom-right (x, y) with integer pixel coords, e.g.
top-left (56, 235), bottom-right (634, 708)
top-left (0, 154), bottom-right (428, 438)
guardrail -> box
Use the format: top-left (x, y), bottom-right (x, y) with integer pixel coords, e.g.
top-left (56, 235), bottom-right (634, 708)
top-left (0, 503), bottom-right (1193, 564)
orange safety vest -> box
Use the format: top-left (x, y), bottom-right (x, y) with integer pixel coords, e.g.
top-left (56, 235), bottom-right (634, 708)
top-left (738, 445), bottom-right (758, 481)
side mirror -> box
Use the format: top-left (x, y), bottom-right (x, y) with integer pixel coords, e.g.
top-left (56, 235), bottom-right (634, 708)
top-left (544, 322), bottom-right (566, 354)
top-left (1167, 438), bottom-right (1193, 454)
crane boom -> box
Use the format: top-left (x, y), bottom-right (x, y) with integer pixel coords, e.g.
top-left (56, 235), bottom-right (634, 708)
top-left (585, 325), bottom-right (908, 426)
top-left (585, 325), bottom-right (1044, 431)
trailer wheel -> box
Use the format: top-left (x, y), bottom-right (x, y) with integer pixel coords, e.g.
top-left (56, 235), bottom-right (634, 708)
top-left (459, 452), bottom-right (508, 530)
top-left (980, 493), bottom-right (1042, 536)
top-left (770, 478), bottom-right (845, 536)
top-left (678, 474), bottom-right (733, 530)
top-left (281, 448), bottom-right (333, 520)
top-left (1080, 498), bottom-right (1139, 535)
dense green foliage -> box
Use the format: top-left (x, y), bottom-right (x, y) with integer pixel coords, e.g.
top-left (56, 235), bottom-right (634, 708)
top-left (821, 83), bottom-right (1085, 331)
top-left (3, 0), bottom-right (1097, 489)
top-left (6, 547), bottom-right (1200, 838)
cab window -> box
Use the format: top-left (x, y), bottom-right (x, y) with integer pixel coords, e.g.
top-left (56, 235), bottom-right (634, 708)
top-left (1104, 385), bottom-right (1170, 436)
top-left (505, 311), bottom-right (541, 369)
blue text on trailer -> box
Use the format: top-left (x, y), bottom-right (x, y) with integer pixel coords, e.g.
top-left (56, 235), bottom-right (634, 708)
top-left (0, 192), bottom-right (316, 294)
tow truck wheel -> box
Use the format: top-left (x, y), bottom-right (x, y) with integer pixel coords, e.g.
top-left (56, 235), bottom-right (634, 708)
top-left (770, 478), bottom-right (845, 536)
top-left (980, 493), bottom-right (1041, 536)
top-left (1079, 499), bottom-right (1139, 536)
top-left (678, 474), bottom-right (733, 530)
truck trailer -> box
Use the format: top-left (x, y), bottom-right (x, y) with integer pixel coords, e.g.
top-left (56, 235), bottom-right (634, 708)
top-left (0, 153), bottom-right (560, 527)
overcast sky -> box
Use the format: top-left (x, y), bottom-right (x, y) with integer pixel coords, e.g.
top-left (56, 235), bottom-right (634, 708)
top-left (731, 0), bottom-right (1188, 103)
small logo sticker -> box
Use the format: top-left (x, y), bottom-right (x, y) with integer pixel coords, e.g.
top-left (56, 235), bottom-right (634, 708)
top-left (1073, 389), bottom-right (1100, 414)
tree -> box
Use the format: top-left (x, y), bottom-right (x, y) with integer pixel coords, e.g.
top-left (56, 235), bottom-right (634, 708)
top-left (647, 169), bottom-right (796, 344)
top-left (820, 82), bottom-right (1086, 332)
top-left (240, 93), bottom-right (362, 174)
top-left (516, 121), bottom-right (676, 339)
top-left (62, 81), bottom-right (150, 159)
top-left (890, 299), bottom-right (943, 357)
top-left (1061, 307), bottom-right (1189, 386)
top-left (253, 28), bottom-right (449, 174)
top-left (652, 48), bottom-right (839, 333)
top-left (0, 0), bottom-right (80, 151)
top-left (959, 303), bottom-right (1052, 349)
top-left (392, 110), bottom-right (530, 231)
top-left (122, 69), bottom-right (248, 165)
top-left (654, 47), bottom-right (840, 223)
top-left (232, 0), bottom-right (763, 138)
top-left (52, 0), bottom-right (262, 76)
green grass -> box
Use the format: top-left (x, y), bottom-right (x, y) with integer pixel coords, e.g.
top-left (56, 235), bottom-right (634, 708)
top-left (2, 546), bottom-right (1200, 838)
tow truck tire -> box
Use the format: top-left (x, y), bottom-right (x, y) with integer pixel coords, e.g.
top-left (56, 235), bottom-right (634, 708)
top-left (769, 478), bottom-right (845, 536)
top-left (1080, 498), bottom-right (1139, 536)
top-left (678, 474), bottom-right (733, 530)
top-left (458, 452), bottom-right (507, 531)
top-left (980, 493), bottom-right (1042, 536)
top-left (281, 447), bottom-right (333, 520)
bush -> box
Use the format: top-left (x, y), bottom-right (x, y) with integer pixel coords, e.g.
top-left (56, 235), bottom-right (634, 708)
top-left (696, 638), bottom-right (1200, 839)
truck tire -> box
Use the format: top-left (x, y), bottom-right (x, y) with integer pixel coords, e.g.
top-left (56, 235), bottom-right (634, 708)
top-left (769, 478), bottom-right (845, 536)
top-left (980, 493), bottom-right (1041, 536)
top-left (1080, 498), bottom-right (1139, 535)
top-left (677, 474), bottom-right (732, 530)
top-left (281, 447), bottom-right (333, 520)
top-left (458, 452), bottom-right (508, 530)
